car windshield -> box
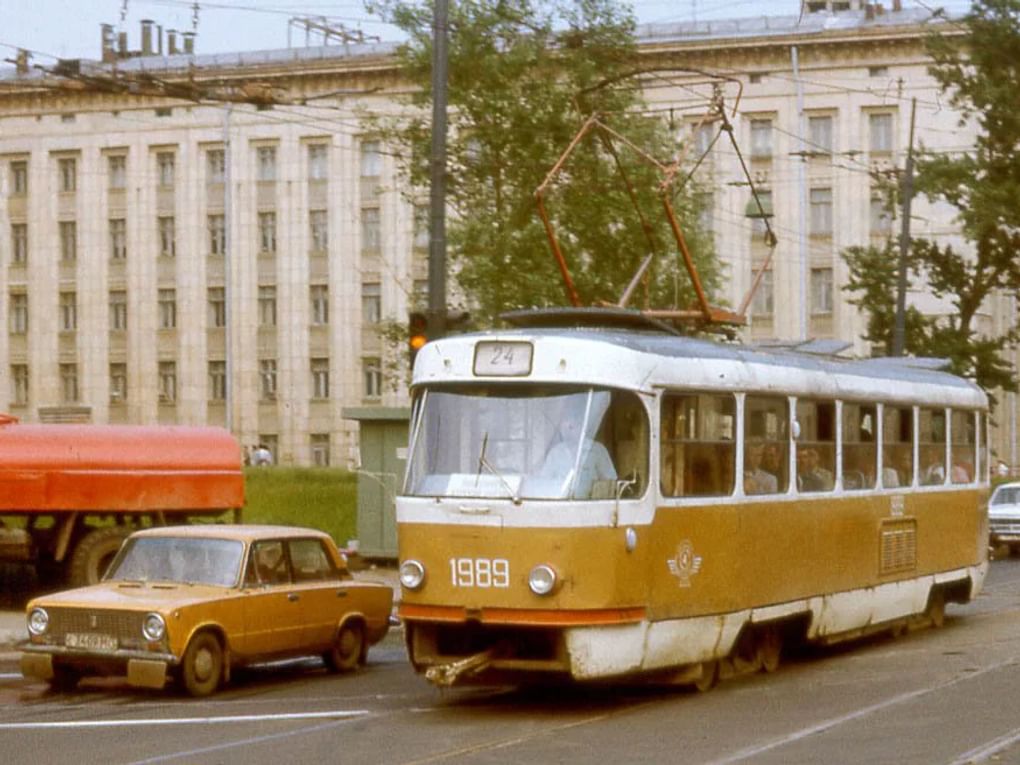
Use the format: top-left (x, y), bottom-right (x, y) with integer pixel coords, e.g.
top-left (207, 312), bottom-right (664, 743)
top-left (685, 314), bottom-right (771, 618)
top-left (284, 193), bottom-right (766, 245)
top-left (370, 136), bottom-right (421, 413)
top-left (404, 384), bottom-right (648, 500)
top-left (107, 537), bottom-right (245, 587)
top-left (991, 485), bottom-right (1020, 506)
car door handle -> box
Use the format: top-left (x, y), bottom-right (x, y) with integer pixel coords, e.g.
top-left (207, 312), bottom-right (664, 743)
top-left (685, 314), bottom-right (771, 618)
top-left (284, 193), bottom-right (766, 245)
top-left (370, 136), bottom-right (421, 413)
top-left (288, 593), bottom-right (300, 602)
top-left (336, 590), bottom-right (348, 598)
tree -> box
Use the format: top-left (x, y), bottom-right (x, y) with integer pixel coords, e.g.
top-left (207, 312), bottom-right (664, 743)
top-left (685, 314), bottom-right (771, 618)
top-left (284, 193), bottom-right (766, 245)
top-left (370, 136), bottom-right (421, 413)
top-left (843, 0), bottom-right (1020, 398)
top-left (365, 0), bottom-right (720, 325)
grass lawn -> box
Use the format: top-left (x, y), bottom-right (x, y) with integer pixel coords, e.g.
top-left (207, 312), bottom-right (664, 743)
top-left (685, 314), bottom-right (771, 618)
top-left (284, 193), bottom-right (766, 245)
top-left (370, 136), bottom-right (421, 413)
top-left (241, 467), bottom-right (358, 547)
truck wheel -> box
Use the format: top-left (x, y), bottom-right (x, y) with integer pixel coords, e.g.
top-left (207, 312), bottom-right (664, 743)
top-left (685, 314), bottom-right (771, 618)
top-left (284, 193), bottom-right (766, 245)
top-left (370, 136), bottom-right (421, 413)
top-left (68, 527), bottom-right (131, 587)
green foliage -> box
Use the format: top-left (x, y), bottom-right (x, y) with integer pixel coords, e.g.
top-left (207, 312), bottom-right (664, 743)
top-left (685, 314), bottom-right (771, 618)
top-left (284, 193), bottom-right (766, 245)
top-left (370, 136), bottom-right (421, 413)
top-left (842, 0), bottom-right (1020, 401)
top-left (242, 467), bottom-right (358, 546)
top-left (366, 0), bottom-right (720, 325)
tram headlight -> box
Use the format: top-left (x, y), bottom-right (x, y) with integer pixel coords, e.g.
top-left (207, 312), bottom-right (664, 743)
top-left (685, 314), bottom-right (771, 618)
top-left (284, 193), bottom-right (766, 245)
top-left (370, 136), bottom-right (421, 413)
top-left (142, 612), bottom-right (166, 642)
top-left (27, 607), bottom-right (49, 636)
top-left (528, 564), bottom-right (557, 596)
top-left (400, 559), bottom-right (426, 590)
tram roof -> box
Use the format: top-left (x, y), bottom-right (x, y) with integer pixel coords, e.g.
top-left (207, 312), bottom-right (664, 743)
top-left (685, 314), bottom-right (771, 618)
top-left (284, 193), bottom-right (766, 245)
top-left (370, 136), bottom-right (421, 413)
top-left (413, 325), bottom-right (987, 410)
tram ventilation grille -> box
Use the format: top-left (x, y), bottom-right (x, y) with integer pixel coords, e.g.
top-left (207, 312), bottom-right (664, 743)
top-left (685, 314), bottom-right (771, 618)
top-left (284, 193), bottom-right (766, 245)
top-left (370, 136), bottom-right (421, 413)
top-left (880, 520), bottom-right (917, 575)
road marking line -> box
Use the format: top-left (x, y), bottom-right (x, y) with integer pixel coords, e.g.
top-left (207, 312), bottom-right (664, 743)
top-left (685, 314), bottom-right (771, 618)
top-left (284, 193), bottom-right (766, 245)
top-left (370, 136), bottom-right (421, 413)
top-left (948, 725), bottom-right (1020, 764)
top-left (0, 709), bottom-right (369, 730)
top-left (707, 656), bottom-right (1018, 765)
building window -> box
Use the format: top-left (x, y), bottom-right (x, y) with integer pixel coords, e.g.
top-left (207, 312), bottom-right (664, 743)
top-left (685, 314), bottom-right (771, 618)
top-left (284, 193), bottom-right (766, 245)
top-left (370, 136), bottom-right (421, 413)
top-left (310, 285), bottom-right (329, 325)
top-left (11, 364), bottom-right (28, 407)
top-left (156, 151), bottom-right (175, 188)
top-left (311, 357), bottom-right (330, 399)
top-left (59, 221), bottom-right (77, 262)
top-left (870, 193), bottom-right (894, 234)
top-left (158, 216), bottom-right (176, 257)
top-left (10, 224), bottom-right (27, 265)
top-left (413, 205), bottom-right (430, 250)
top-left (808, 115), bottom-right (833, 154)
top-left (208, 360), bottom-right (227, 402)
top-left (110, 363), bottom-right (127, 403)
top-left (59, 291), bottom-right (77, 331)
top-left (257, 146), bottom-right (277, 181)
top-left (750, 269), bottom-right (774, 318)
top-left (258, 285), bottom-right (277, 327)
top-left (693, 122), bottom-right (715, 156)
top-left (60, 363), bottom-right (78, 403)
top-left (810, 267), bottom-right (834, 315)
top-left (310, 433), bottom-right (331, 467)
top-left (360, 139), bottom-right (382, 177)
top-left (868, 65), bottom-right (890, 78)
top-left (869, 113), bottom-right (894, 154)
top-left (809, 187), bottom-right (833, 236)
top-left (206, 287), bottom-right (225, 328)
top-left (9, 293), bottom-right (28, 334)
top-left (750, 118), bottom-right (772, 158)
top-left (108, 155), bottom-right (126, 189)
top-left (260, 359), bottom-right (277, 401)
top-left (362, 282), bottom-right (381, 324)
top-left (208, 214), bottom-right (225, 256)
top-left (308, 143), bottom-right (328, 180)
top-left (258, 212), bottom-right (277, 253)
top-left (207, 148), bottom-right (225, 184)
top-left (361, 207), bottom-right (381, 252)
top-left (158, 288), bottom-right (177, 329)
top-left (309, 209), bottom-right (328, 252)
top-left (158, 361), bottom-right (177, 403)
top-left (749, 190), bottom-right (772, 237)
top-left (363, 357), bottom-right (382, 399)
top-left (10, 161), bottom-right (27, 195)
top-left (109, 218), bottom-right (127, 260)
top-left (109, 290), bottom-right (128, 331)
top-left (58, 158), bottom-right (76, 192)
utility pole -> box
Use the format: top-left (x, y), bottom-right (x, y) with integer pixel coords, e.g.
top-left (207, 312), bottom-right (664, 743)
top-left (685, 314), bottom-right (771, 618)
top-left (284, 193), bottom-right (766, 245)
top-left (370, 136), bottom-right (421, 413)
top-left (427, 0), bottom-right (449, 340)
top-left (893, 97), bottom-right (917, 357)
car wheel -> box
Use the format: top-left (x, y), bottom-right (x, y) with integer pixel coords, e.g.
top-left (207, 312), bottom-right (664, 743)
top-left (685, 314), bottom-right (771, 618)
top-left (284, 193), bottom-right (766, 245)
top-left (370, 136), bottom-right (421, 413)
top-left (48, 662), bottom-right (80, 692)
top-left (324, 622), bottom-right (365, 673)
top-left (181, 631), bottom-right (223, 697)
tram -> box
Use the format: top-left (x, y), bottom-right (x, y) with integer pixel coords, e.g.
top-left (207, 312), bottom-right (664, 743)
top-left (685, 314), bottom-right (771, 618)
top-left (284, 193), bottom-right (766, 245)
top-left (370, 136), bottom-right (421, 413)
top-left (395, 308), bottom-right (989, 688)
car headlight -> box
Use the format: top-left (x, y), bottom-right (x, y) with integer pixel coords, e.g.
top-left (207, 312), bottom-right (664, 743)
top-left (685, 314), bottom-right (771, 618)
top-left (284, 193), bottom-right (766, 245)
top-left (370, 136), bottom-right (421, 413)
top-left (399, 559), bottom-right (425, 590)
top-left (528, 564), bottom-right (557, 596)
top-left (142, 612), bottom-right (166, 642)
top-left (27, 607), bottom-right (49, 636)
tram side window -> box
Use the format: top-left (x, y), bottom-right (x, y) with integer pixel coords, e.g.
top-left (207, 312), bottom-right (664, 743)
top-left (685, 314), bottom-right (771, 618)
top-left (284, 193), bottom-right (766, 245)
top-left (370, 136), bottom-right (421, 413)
top-left (743, 395), bottom-right (789, 494)
top-left (842, 403), bottom-right (877, 490)
top-left (660, 393), bottom-right (735, 497)
top-left (950, 409), bottom-right (976, 484)
top-left (919, 408), bottom-right (947, 485)
top-left (883, 406), bottom-right (913, 488)
top-left (795, 400), bottom-right (835, 493)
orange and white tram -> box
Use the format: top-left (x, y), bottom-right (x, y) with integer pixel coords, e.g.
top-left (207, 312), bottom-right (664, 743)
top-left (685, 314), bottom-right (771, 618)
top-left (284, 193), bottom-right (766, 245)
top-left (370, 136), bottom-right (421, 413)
top-left (396, 310), bottom-right (989, 688)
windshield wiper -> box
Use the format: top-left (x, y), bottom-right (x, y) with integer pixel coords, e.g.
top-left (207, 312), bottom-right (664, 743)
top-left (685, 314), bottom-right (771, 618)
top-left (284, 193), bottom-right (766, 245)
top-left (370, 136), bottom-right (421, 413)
top-left (475, 431), bottom-right (521, 504)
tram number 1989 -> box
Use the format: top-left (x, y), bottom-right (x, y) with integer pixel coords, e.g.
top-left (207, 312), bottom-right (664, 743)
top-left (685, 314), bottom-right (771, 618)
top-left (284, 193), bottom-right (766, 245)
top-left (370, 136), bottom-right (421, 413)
top-left (449, 558), bottom-right (510, 588)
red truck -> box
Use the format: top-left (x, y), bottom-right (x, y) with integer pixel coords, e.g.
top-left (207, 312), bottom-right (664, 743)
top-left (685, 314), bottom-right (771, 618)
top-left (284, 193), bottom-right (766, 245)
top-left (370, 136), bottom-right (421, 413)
top-left (0, 414), bottom-right (244, 587)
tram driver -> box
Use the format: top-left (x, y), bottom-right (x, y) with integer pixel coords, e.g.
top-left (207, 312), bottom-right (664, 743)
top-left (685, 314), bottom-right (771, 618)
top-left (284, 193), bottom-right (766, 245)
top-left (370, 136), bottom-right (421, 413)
top-left (539, 412), bottom-right (617, 499)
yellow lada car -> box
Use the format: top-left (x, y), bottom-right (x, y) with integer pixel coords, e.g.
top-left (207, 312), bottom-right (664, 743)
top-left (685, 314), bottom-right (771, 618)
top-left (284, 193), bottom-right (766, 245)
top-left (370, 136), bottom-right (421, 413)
top-left (20, 525), bottom-right (393, 697)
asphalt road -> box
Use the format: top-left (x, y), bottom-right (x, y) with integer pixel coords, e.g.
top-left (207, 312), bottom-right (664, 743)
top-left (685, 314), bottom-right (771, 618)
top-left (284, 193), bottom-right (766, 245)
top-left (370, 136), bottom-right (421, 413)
top-left (2, 559), bottom-right (1020, 765)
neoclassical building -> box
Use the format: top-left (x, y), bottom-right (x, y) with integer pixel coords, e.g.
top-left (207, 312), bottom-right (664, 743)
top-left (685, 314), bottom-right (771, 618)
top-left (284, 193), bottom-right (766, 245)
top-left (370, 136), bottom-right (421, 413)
top-left (1, 1), bottom-right (1015, 466)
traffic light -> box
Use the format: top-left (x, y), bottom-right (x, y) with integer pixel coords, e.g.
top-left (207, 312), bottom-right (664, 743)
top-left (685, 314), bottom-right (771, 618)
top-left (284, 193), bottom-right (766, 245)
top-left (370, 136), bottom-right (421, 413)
top-left (408, 311), bottom-right (428, 368)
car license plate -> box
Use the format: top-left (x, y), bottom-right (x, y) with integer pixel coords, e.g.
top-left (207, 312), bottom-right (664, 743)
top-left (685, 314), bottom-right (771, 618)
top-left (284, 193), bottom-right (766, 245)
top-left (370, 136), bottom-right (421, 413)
top-left (65, 632), bottom-right (118, 651)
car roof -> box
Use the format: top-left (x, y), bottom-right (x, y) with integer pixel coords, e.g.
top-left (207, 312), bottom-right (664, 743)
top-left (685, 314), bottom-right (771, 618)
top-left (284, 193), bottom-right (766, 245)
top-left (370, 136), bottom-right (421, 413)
top-left (128, 524), bottom-right (333, 543)
top-left (992, 482), bottom-right (1020, 492)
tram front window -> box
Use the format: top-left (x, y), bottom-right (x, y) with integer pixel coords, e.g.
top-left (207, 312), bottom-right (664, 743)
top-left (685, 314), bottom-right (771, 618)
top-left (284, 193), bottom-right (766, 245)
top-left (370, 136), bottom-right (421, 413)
top-left (404, 386), bottom-right (648, 500)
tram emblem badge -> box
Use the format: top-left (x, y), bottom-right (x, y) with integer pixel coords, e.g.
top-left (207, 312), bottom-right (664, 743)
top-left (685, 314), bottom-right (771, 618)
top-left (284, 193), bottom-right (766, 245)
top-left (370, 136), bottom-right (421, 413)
top-left (667, 540), bottom-right (702, 587)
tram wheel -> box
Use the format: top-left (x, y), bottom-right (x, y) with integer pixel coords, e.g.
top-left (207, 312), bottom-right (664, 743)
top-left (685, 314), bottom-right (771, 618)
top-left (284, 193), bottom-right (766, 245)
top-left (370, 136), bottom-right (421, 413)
top-left (757, 625), bottom-right (782, 674)
top-left (693, 660), bottom-right (718, 693)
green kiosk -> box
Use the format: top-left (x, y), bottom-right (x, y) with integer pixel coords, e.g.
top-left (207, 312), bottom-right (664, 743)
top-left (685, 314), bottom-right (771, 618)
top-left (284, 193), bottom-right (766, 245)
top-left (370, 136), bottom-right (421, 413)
top-left (342, 407), bottom-right (410, 560)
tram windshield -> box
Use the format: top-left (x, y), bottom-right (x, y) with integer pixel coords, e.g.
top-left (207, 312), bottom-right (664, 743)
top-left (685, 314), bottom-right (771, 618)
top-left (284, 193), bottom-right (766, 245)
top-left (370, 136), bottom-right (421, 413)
top-left (404, 385), bottom-right (648, 501)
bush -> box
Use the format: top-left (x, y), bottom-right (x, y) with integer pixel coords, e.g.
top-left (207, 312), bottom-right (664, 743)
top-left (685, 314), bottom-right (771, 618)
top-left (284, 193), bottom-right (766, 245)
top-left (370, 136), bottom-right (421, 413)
top-left (242, 467), bottom-right (358, 546)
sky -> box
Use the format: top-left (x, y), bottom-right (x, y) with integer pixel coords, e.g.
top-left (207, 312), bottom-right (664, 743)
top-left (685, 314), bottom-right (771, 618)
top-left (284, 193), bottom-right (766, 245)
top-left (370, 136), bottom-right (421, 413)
top-left (0, 0), bottom-right (974, 64)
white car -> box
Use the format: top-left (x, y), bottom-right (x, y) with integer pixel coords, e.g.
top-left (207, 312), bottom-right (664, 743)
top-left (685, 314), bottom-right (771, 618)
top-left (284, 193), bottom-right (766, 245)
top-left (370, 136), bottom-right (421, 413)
top-left (988, 482), bottom-right (1020, 554)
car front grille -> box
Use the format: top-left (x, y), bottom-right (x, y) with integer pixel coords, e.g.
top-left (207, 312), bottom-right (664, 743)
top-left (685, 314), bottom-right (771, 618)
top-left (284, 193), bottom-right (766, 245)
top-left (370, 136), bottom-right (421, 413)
top-left (990, 519), bottom-right (1020, 535)
top-left (45, 607), bottom-right (144, 647)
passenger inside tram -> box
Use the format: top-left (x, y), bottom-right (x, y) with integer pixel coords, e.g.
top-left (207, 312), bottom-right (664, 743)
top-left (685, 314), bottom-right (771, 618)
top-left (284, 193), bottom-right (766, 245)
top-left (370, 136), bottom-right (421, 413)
top-left (797, 447), bottom-right (834, 492)
top-left (744, 442), bottom-right (778, 495)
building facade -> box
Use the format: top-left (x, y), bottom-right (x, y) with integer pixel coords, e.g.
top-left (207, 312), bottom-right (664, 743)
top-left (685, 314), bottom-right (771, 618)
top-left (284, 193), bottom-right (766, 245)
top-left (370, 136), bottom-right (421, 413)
top-left (1, 2), bottom-right (1015, 466)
